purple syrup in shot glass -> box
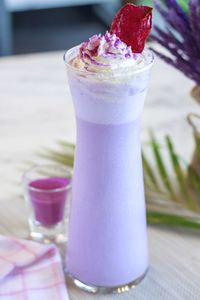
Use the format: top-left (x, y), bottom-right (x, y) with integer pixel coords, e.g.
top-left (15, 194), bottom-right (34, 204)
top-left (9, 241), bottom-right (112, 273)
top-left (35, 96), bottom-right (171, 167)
top-left (29, 177), bottom-right (71, 227)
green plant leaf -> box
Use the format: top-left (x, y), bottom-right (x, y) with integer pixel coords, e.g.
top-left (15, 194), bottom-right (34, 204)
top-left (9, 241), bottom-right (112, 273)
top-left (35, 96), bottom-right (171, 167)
top-left (194, 132), bottom-right (200, 162)
top-left (187, 166), bottom-right (200, 202)
top-left (165, 135), bottom-right (196, 209)
top-left (150, 132), bottom-right (178, 202)
top-left (147, 211), bottom-right (200, 228)
top-left (142, 151), bottom-right (161, 193)
top-left (38, 149), bottom-right (74, 168)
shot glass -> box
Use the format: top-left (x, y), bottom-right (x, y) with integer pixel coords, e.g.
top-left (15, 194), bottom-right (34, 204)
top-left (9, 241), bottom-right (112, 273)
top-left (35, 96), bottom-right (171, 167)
top-left (23, 164), bottom-right (72, 244)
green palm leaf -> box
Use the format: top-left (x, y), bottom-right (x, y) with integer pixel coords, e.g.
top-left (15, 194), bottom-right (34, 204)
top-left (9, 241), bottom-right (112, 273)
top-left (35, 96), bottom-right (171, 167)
top-left (165, 135), bottom-right (197, 210)
top-left (147, 211), bottom-right (200, 228)
top-left (142, 151), bottom-right (160, 193)
top-left (149, 132), bottom-right (178, 201)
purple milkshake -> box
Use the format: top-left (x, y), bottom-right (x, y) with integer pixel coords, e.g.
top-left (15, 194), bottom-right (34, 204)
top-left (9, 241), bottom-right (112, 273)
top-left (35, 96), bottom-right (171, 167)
top-left (64, 32), bottom-right (154, 291)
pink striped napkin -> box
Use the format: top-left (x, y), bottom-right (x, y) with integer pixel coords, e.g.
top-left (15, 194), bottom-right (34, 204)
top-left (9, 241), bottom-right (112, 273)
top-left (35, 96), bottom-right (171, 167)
top-left (0, 235), bottom-right (69, 299)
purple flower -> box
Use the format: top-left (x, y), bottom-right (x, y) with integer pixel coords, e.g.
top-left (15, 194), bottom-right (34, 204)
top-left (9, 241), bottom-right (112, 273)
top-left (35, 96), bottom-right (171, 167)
top-left (152, 0), bottom-right (200, 84)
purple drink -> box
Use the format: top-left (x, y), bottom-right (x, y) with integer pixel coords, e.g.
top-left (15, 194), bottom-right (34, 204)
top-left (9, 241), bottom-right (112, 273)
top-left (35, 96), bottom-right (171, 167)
top-left (29, 177), bottom-right (70, 227)
top-left (64, 32), bottom-right (154, 291)
top-left (24, 164), bottom-right (72, 243)
top-left (68, 118), bottom-right (148, 286)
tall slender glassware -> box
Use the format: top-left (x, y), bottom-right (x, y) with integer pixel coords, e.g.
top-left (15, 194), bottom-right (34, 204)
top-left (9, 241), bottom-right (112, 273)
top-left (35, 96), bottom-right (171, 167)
top-left (64, 46), bottom-right (154, 293)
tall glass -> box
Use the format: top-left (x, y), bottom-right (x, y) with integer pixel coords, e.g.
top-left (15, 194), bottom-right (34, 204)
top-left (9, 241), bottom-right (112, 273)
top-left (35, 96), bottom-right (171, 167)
top-left (64, 47), bottom-right (154, 293)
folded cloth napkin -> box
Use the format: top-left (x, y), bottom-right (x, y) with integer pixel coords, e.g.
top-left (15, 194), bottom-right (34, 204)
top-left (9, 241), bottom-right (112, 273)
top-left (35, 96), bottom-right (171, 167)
top-left (0, 235), bottom-right (69, 300)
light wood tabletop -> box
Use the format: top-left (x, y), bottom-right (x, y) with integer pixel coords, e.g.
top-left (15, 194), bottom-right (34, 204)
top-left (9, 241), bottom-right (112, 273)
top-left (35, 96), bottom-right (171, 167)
top-left (0, 50), bottom-right (199, 299)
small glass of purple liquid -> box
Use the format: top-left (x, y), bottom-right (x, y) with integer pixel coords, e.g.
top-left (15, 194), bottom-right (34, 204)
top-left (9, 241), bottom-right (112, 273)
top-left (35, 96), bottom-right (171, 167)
top-left (23, 164), bottom-right (72, 244)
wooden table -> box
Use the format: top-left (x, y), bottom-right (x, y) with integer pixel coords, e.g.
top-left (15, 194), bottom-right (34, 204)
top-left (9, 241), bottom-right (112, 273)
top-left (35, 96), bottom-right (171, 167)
top-left (0, 51), bottom-right (199, 299)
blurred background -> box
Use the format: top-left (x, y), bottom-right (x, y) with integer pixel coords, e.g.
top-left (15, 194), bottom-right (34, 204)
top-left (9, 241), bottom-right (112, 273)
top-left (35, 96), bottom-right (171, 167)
top-left (0, 0), bottom-right (153, 56)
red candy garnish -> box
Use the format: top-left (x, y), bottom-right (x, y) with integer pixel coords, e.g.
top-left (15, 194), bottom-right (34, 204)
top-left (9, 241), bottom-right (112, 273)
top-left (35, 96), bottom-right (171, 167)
top-left (110, 4), bottom-right (153, 53)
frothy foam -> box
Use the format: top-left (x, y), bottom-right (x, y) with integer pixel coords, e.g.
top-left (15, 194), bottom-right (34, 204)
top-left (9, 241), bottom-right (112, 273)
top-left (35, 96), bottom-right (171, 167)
top-left (70, 32), bottom-right (152, 75)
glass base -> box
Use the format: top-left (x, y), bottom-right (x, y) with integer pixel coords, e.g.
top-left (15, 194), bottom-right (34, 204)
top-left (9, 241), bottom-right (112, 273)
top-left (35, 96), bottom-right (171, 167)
top-left (66, 268), bottom-right (148, 294)
top-left (29, 219), bottom-right (67, 244)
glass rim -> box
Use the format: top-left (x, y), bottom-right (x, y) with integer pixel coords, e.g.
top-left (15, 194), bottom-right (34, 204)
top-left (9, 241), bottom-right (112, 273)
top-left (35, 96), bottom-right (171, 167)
top-left (63, 45), bottom-right (154, 78)
top-left (23, 163), bottom-right (72, 193)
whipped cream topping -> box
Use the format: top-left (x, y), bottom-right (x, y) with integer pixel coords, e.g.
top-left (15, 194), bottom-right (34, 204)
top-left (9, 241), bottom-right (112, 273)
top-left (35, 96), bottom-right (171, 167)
top-left (70, 32), bottom-right (151, 74)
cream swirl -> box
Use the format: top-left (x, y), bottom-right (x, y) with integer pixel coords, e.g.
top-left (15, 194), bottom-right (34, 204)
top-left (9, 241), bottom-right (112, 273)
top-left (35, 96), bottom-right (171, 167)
top-left (71, 32), bottom-right (146, 73)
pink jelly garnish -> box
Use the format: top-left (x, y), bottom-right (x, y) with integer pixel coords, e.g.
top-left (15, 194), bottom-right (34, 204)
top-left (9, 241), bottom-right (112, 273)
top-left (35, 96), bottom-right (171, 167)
top-left (110, 4), bottom-right (153, 53)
